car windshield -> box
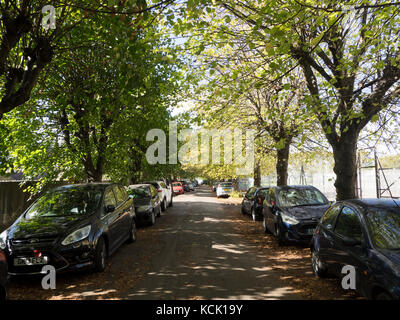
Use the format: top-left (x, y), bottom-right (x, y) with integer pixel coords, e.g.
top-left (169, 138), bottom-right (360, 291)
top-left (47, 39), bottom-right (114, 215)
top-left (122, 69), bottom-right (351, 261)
top-left (366, 208), bottom-right (400, 250)
top-left (220, 183), bottom-right (233, 187)
top-left (173, 183), bottom-right (181, 186)
top-left (277, 188), bottom-right (328, 207)
top-left (25, 186), bottom-right (102, 219)
top-left (130, 187), bottom-right (151, 199)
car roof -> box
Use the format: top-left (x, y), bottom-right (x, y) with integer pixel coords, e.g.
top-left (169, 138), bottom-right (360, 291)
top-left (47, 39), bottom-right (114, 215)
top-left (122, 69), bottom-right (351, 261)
top-left (128, 184), bottom-right (151, 189)
top-left (271, 185), bottom-right (321, 192)
top-left (52, 183), bottom-right (114, 192)
top-left (342, 198), bottom-right (400, 211)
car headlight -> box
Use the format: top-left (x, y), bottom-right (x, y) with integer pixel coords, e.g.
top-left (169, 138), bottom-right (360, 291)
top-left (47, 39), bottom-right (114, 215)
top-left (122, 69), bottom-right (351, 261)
top-left (61, 225), bottom-right (91, 246)
top-left (0, 230), bottom-right (7, 250)
top-left (280, 213), bottom-right (300, 225)
top-left (137, 205), bottom-right (152, 213)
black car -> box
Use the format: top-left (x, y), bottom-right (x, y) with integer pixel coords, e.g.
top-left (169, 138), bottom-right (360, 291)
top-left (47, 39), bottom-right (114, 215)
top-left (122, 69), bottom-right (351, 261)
top-left (0, 183), bottom-right (136, 275)
top-left (263, 185), bottom-right (330, 245)
top-left (242, 187), bottom-right (270, 221)
top-left (311, 199), bottom-right (400, 300)
top-left (127, 184), bottom-right (161, 226)
top-left (0, 249), bottom-right (7, 300)
top-left (180, 181), bottom-right (190, 192)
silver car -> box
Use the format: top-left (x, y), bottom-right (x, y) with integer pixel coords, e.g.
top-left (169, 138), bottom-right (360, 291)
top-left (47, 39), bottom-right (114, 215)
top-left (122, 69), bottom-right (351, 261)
top-left (216, 182), bottom-right (233, 198)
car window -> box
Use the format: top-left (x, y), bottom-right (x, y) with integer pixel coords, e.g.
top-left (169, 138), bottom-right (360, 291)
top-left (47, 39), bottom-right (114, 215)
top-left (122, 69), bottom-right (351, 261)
top-left (130, 187), bottom-right (151, 199)
top-left (24, 186), bottom-right (102, 219)
top-left (160, 182), bottom-right (166, 188)
top-left (267, 189), bottom-right (276, 204)
top-left (113, 185), bottom-right (126, 206)
top-left (149, 185), bottom-right (158, 197)
top-left (277, 188), bottom-right (328, 207)
top-left (365, 208), bottom-right (400, 250)
top-left (103, 187), bottom-right (117, 214)
top-left (119, 186), bottom-right (128, 200)
top-left (334, 206), bottom-right (362, 241)
top-left (246, 187), bottom-right (255, 197)
top-left (257, 189), bottom-right (268, 200)
top-left (320, 204), bottom-right (341, 230)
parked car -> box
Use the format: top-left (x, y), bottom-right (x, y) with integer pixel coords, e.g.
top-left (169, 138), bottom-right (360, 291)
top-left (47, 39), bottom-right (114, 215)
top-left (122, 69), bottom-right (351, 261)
top-left (0, 249), bottom-right (7, 300)
top-left (0, 183), bottom-right (136, 275)
top-left (180, 181), bottom-right (190, 192)
top-left (216, 182), bottom-right (234, 198)
top-left (193, 180), bottom-right (199, 187)
top-left (144, 180), bottom-right (173, 211)
top-left (212, 182), bottom-right (219, 192)
top-left (311, 198), bottom-right (400, 300)
top-left (263, 185), bottom-right (330, 245)
top-left (242, 187), bottom-right (270, 221)
top-left (127, 184), bottom-right (161, 226)
top-left (188, 182), bottom-right (195, 191)
top-left (172, 182), bottom-right (184, 195)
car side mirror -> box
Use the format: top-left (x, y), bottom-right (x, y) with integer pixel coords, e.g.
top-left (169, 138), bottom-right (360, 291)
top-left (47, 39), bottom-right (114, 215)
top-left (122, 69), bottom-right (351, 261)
top-left (105, 204), bottom-right (115, 213)
top-left (342, 237), bottom-right (361, 247)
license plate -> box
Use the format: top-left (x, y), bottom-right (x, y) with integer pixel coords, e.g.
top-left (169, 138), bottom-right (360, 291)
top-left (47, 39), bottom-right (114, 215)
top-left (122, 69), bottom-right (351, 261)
top-left (224, 189), bottom-right (231, 191)
top-left (14, 256), bottom-right (48, 266)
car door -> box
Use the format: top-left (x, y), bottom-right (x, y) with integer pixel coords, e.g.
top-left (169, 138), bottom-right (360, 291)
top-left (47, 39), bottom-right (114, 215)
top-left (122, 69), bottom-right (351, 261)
top-left (112, 185), bottom-right (131, 243)
top-left (149, 185), bottom-right (161, 213)
top-left (317, 204), bottom-right (342, 267)
top-left (330, 206), bottom-right (367, 286)
top-left (102, 186), bottom-right (120, 252)
top-left (243, 187), bottom-right (255, 213)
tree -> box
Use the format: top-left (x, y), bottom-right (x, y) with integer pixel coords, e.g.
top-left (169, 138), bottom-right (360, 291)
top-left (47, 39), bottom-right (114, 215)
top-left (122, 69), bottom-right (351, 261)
top-left (212, 0), bottom-right (400, 200)
top-left (0, 0), bottom-right (174, 119)
top-left (0, 9), bottom-right (182, 190)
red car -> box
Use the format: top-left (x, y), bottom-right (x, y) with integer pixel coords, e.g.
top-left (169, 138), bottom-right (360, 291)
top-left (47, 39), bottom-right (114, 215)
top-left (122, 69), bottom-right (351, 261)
top-left (172, 182), bottom-right (184, 195)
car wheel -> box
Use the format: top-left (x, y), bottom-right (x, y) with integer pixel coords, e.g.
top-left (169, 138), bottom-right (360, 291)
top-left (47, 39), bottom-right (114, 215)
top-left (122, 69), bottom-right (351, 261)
top-left (251, 207), bottom-right (257, 221)
top-left (128, 220), bottom-right (137, 243)
top-left (149, 210), bottom-right (156, 226)
top-left (161, 199), bottom-right (166, 212)
top-left (263, 218), bottom-right (271, 234)
top-left (276, 224), bottom-right (287, 246)
top-left (94, 237), bottom-right (107, 272)
top-left (169, 197), bottom-right (173, 207)
top-left (311, 249), bottom-right (328, 278)
top-left (241, 205), bottom-right (246, 215)
top-left (375, 290), bottom-right (393, 300)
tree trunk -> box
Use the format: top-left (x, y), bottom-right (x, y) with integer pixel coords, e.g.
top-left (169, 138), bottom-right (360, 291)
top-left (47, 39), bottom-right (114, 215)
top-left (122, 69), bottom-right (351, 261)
top-left (276, 141), bottom-right (290, 186)
top-left (332, 135), bottom-right (358, 201)
top-left (254, 159), bottom-right (261, 187)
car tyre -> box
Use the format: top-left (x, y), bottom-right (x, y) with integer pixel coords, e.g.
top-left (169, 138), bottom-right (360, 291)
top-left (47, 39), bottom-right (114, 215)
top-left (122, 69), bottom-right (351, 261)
top-left (311, 249), bottom-right (328, 278)
top-left (263, 218), bottom-right (271, 234)
top-left (127, 220), bottom-right (137, 243)
top-left (276, 224), bottom-right (288, 246)
top-left (241, 205), bottom-right (246, 215)
top-left (94, 237), bottom-right (107, 272)
top-left (161, 199), bottom-right (166, 212)
top-left (149, 210), bottom-right (156, 226)
top-left (251, 207), bottom-right (257, 221)
top-left (169, 197), bottom-right (173, 207)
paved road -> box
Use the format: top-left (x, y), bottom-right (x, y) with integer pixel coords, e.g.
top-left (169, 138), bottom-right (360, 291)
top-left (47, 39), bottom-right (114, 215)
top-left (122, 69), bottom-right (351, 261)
top-left (126, 186), bottom-right (302, 300)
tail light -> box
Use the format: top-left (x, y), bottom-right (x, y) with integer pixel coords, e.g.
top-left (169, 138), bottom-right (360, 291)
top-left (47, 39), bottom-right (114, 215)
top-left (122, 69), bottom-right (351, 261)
top-left (157, 189), bottom-right (162, 193)
top-left (258, 196), bottom-right (262, 205)
top-left (34, 250), bottom-right (42, 258)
